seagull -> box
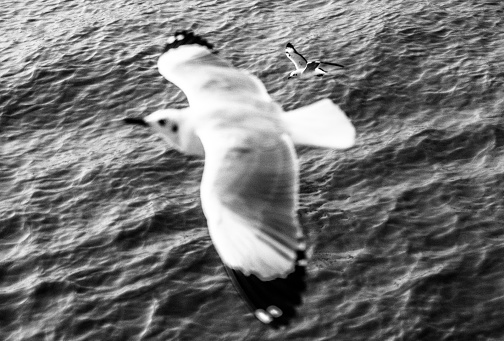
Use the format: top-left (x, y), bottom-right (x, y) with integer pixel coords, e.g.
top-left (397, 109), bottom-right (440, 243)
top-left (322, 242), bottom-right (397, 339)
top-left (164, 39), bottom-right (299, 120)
top-left (123, 30), bottom-right (355, 328)
top-left (285, 42), bottom-right (344, 79)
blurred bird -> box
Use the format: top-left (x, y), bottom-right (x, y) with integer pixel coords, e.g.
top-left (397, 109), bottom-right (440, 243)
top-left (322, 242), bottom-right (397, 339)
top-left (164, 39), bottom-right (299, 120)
top-left (123, 30), bottom-right (355, 328)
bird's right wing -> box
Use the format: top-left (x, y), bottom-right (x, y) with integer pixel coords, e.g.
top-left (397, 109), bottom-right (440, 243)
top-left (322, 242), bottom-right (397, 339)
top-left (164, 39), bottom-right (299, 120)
top-left (285, 43), bottom-right (307, 70)
top-left (281, 99), bottom-right (356, 149)
top-left (157, 31), bottom-right (271, 107)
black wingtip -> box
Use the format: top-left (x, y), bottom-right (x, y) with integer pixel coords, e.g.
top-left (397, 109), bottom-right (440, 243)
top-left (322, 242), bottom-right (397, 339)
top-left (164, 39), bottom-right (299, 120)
top-left (123, 117), bottom-right (148, 127)
top-left (163, 30), bottom-right (214, 54)
top-left (286, 42), bottom-right (294, 49)
top-left (225, 250), bottom-right (307, 328)
top-left (324, 61), bottom-right (345, 68)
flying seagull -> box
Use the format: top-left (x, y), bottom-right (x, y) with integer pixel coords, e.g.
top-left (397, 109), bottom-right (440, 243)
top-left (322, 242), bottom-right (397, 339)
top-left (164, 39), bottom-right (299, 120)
top-left (123, 30), bottom-right (356, 328)
top-left (285, 42), bottom-right (344, 79)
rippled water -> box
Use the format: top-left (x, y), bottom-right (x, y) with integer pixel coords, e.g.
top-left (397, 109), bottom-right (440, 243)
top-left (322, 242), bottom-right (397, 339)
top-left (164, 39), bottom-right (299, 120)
top-left (1, 0), bottom-right (504, 340)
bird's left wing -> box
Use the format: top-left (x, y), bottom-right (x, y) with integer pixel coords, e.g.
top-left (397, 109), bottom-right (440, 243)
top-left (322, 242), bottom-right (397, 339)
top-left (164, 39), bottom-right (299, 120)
top-left (157, 31), bottom-right (271, 106)
top-left (285, 43), bottom-right (307, 70)
top-left (196, 113), bottom-right (307, 327)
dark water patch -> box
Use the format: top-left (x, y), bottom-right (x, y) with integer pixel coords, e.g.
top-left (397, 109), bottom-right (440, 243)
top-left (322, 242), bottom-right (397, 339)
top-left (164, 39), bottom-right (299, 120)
top-left (0, 306), bottom-right (18, 332)
top-left (477, 245), bottom-right (504, 278)
top-left (67, 264), bottom-right (122, 294)
top-left (29, 279), bottom-right (74, 311)
top-left (405, 250), bottom-right (504, 340)
top-left (113, 202), bottom-right (205, 250)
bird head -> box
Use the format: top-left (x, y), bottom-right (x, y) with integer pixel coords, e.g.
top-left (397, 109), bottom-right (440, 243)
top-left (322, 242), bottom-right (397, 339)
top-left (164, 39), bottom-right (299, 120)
top-left (123, 109), bottom-right (204, 156)
top-left (288, 70), bottom-right (301, 79)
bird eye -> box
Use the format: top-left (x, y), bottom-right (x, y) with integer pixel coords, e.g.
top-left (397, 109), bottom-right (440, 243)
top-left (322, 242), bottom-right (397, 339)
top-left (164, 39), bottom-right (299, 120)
top-left (171, 124), bottom-right (178, 133)
top-left (158, 119), bottom-right (167, 126)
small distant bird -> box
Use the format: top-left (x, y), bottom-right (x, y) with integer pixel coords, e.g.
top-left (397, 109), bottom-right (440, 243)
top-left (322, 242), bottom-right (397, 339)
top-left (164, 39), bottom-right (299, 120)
top-left (285, 42), bottom-right (344, 79)
top-left (124, 30), bottom-right (355, 328)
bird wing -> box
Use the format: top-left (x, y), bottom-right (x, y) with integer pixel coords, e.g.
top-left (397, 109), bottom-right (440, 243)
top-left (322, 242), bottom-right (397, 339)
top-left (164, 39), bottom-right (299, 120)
top-left (305, 60), bottom-right (344, 74)
top-left (285, 43), bottom-right (307, 70)
top-left (197, 115), bottom-right (306, 327)
top-left (157, 31), bottom-right (272, 107)
top-left (281, 99), bottom-right (356, 149)
top-left (319, 61), bottom-right (345, 68)
top-left (304, 60), bottom-right (321, 73)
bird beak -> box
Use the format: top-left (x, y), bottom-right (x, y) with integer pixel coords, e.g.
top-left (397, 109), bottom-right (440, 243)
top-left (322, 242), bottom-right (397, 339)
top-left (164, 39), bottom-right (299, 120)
top-left (123, 117), bottom-right (148, 127)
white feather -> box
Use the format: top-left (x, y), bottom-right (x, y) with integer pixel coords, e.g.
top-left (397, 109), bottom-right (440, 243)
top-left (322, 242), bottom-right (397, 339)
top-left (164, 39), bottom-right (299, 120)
top-left (281, 99), bottom-right (356, 149)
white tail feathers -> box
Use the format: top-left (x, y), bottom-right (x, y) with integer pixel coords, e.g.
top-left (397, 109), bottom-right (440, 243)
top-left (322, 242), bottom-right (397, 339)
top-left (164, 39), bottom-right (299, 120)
top-left (281, 99), bottom-right (356, 149)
